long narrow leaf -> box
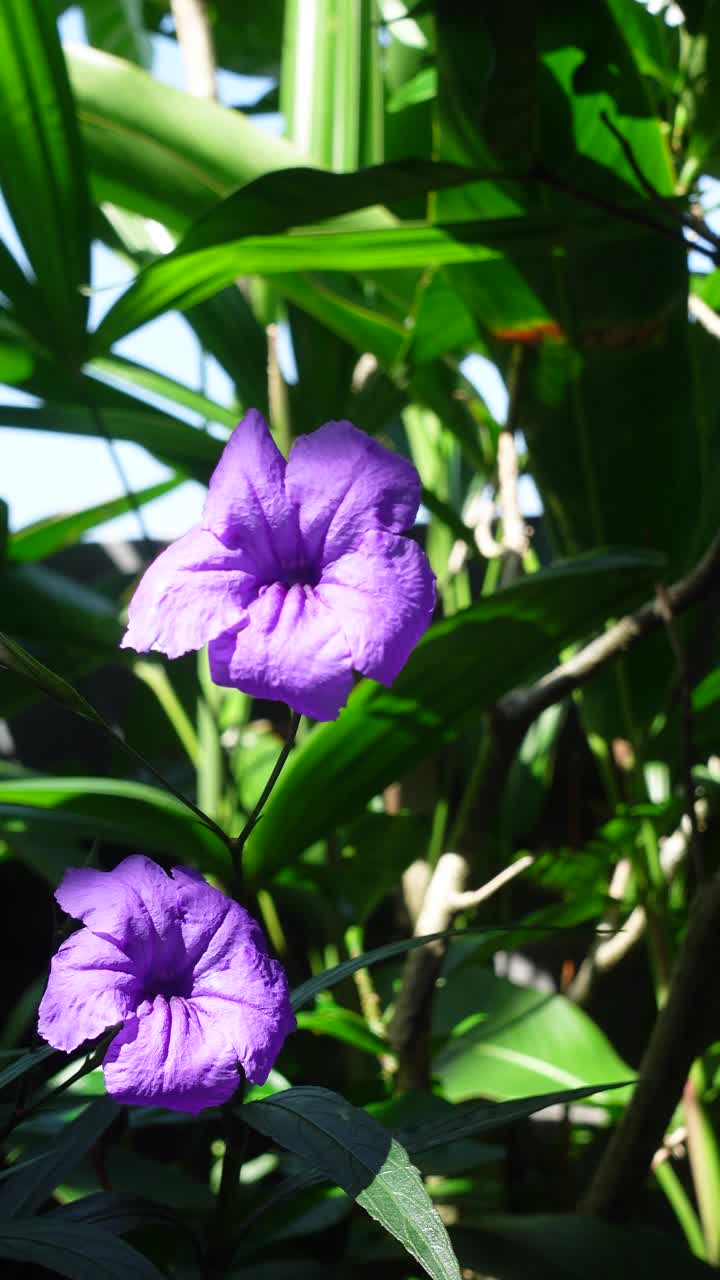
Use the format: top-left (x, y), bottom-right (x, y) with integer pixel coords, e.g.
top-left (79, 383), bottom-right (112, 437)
top-left (9, 475), bottom-right (182, 561)
top-left (0, 0), bottom-right (90, 356)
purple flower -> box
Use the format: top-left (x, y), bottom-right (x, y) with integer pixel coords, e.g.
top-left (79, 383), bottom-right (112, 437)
top-left (121, 412), bottom-right (435, 720)
top-left (38, 856), bottom-right (295, 1114)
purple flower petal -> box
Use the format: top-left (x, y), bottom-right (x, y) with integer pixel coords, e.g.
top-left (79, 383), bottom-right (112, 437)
top-left (120, 525), bottom-right (254, 659)
top-left (38, 929), bottom-right (141, 1053)
top-left (55, 856), bottom-right (185, 979)
top-left (191, 986), bottom-right (294, 1086)
top-left (317, 530), bottom-right (436, 684)
top-left (209, 582), bottom-right (354, 720)
top-left (170, 866), bottom-right (267, 969)
top-left (202, 409), bottom-right (302, 579)
top-left (285, 420), bottom-right (421, 566)
top-left (40, 856), bottom-right (295, 1111)
top-left (102, 996), bottom-right (241, 1113)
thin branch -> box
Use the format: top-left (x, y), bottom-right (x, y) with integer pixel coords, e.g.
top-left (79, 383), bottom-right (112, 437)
top-left (170, 0), bottom-right (217, 99)
top-left (689, 292), bottom-right (720, 339)
top-left (391, 853), bottom-right (468, 1091)
top-left (390, 852), bottom-right (534, 1089)
top-left (449, 854), bottom-right (535, 911)
top-left (86, 397), bottom-right (151, 545)
top-left (567, 806), bottom-right (705, 1005)
top-left (581, 871), bottom-right (720, 1222)
top-left (600, 111), bottom-right (672, 209)
top-left (499, 530), bottom-right (720, 729)
top-left (656, 583), bottom-right (704, 880)
top-left (389, 532), bottom-right (720, 1092)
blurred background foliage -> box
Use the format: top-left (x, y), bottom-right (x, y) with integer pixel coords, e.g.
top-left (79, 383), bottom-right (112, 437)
top-left (0, 1), bottom-right (719, 1277)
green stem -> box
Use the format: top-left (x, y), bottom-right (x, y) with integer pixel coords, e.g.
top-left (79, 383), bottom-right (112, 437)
top-left (85, 392), bottom-right (151, 545)
top-left (133, 660), bottom-right (200, 767)
top-left (654, 1157), bottom-right (706, 1261)
top-left (209, 1094), bottom-right (247, 1269)
top-left (685, 1062), bottom-right (720, 1263)
top-left (197, 651), bottom-right (224, 823)
top-left (230, 711), bottom-right (301, 884)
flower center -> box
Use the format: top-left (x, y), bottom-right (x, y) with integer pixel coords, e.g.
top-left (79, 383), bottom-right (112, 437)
top-left (142, 969), bottom-right (194, 1002)
top-left (276, 562), bottom-right (319, 589)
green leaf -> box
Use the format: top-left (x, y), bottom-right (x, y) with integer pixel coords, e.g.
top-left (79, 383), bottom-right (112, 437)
top-left (89, 354), bottom-right (239, 429)
top-left (244, 1086), bottom-right (461, 1280)
top-left (0, 776), bottom-right (229, 874)
top-left (49, 1191), bottom-right (184, 1237)
top-left (291, 928), bottom-right (502, 1013)
top-left (295, 1007), bottom-right (391, 1059)
top-left (387, 66), bottom-right (437, 113)
top-left (0, 402), bottom-right (222, 482)
top-left (8, 475), bottom-right (182, 561)
top-left (451, 1216), bottom-right (714, 1279)
top-left (2, 561), bottom-right (122, 651)
top-left (312, 812), bottom-right (430, 925)
top-left (177, 160), bottom-right (489, 254)
top-left (0, 629), bottom-right (111, 724)
top-left (0, 1096), bottom-right (120, 1218)
top-left (432, 968), bottom-right (631, 1104)
top-left (91, 212), bottom-right (644, 354)
top-left (0, 341), bottom-right (34, 385)
top-left (0, 0), bottom-right (90, 358)
top-left (80, 0), bottom-right (152, 68)
top-left (0, 1046), bottom-right (56, 1092)
top-left (245, 551), bottom-right (665, 879)
top-left (66, 42), bottom-right (310, 231)
top-left (0, 1219), bottom-right (165, 1280)
top-left (692, 667), bottom-right (720, 712)
top-left (402, 1083), bottom-right (630, 1155)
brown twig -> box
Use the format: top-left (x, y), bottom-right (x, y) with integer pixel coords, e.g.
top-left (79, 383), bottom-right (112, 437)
top-left (389, 532), bottom-right (720, 1090)
top-left (568, 803), bottom-right (707, 1005)
top-left (170, 0), bottom-right (217, 99)
top-left (656, 584), bottom-right (704, 881)
top-left (581, 872), bottom-right (720, 1222)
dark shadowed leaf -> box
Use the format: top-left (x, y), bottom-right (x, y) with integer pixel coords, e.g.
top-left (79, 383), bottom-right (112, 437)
top-left (245, 551), bottom-right (665, 879)
top-left (0, 1096), bottom-right (120, 1219)
top-left (0, 1218), bottom-right (165, 1280)
top-left (244, 1086), bottom-right (461, 1280)
top-left (451, 1216), bottom-right (714, 1279)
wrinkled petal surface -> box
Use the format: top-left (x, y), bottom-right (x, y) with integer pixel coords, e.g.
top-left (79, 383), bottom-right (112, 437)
top-left (55, 856), bottom-right (183, 979)
top-left (202, 409), bottom-right (302, 578)
top-left (38, 929), bottom-right (141, 1053)
top-left (317, 529), bottom-right (436, 684)
top-left (40, 856), bottom-right (296, 1112)
top-left (171, 866), bottom-right (268, 971)
top-left (209, 582), bottom-right (353, 720)
top-left (286, 420), bottom-right (421, 566)
top-left (121, 525), bottom-right (254, 659)
top-left (102, 996), bottom-right (241, 1113)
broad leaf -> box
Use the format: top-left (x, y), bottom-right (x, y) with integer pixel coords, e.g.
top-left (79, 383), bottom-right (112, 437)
top-left (433, 968), bottom-right (631, 1104)
top-left (0, 776), bottom-right (229, 874)
top-left (451, 1216), bottom-right (713, 1279)
top-left (91, 211), bottom-right (645, 354)
top-left (402, 1083), bottom-right (630, 1155)
top-left (0, 1219), bottom-right (165, 1280)
top-left (80, 0), bottom-right (152, 68)
top-left (0, 1046), bottom-right (56, 1092)
top-left (244, 1086), bottom-right (461, 1280)
top-left (245, 551), bottom-right (664, 879)
top-left (0, 1096), bottom-right (120, 1218)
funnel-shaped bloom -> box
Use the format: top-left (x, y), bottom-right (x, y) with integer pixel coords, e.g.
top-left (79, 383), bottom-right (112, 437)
top-left (121, 412), bottom-right (435, 719)
top-left (38, 856), bottom-right (295, 1114)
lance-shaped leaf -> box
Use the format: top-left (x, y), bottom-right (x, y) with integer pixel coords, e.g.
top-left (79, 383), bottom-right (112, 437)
top-left (244, 1086), bottom-right (461, 1280)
